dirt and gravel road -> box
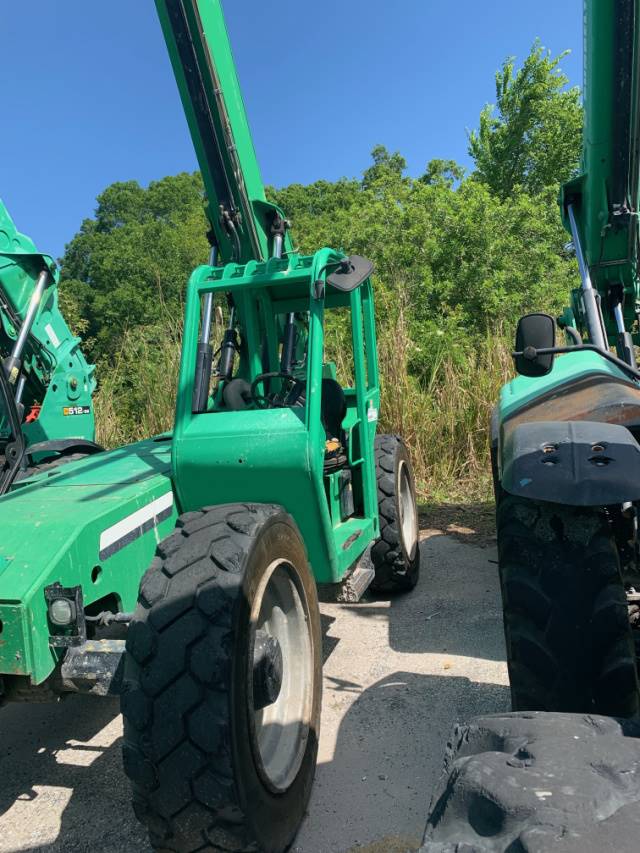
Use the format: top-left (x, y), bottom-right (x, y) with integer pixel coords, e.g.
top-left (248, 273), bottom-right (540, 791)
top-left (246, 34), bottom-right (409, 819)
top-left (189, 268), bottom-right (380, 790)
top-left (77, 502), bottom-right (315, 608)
top-left (0, 511), bottom-right (509, 853)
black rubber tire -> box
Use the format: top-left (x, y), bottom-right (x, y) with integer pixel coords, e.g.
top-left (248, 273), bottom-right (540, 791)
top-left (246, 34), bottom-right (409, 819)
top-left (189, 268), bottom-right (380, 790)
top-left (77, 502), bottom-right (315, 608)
top-left (370, 435), bottom-right (420, 593)
top-left (497, 495), bottom-right (639, 716)
top-left (15, 451), bottom-right (92, 480)
top-left (421, 711), bottom-right (640, 852)
top-left (121, 503), bottom-right (322, 853)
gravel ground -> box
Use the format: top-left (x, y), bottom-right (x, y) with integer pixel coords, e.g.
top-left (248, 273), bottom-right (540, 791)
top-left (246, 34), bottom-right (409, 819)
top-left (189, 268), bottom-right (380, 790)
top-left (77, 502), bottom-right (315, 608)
top-left (0, 522), bottom-right (508, 853)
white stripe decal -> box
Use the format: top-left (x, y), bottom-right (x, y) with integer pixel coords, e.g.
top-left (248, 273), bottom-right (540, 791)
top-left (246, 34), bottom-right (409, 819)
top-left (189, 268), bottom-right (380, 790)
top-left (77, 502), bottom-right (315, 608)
top-left (99, 491), bottom-right (174, 560)
top-left (45, 323), bottom-right (61, 348)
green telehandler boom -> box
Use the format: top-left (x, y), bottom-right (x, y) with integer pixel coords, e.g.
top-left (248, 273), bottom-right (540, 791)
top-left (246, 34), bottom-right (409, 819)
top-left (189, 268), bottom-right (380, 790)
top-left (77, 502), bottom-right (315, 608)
top-left (0, 2), bottom-right (420, 851)
top-left (559, 0), bottom-right (640, 363)
top-left (492, 0), bottom-right (640, 719)
top-left (0, 199), bottom-right (98, 490)
top-left (156, 0), bottom-right (290, 265)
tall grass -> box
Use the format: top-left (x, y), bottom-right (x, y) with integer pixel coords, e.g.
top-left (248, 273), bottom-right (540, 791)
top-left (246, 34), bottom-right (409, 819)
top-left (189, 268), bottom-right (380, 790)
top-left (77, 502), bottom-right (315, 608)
top-left (94, 325), bottom-right (182, 448)
top-left (376, 308), bottom-right (512, 500)
top-left (93, 315), bottom-right (512, 502)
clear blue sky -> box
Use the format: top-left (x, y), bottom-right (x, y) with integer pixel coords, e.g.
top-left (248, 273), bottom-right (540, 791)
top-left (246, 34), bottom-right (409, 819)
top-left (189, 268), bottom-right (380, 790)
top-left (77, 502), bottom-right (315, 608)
top-left (2, 1), bottom-right (581, 260)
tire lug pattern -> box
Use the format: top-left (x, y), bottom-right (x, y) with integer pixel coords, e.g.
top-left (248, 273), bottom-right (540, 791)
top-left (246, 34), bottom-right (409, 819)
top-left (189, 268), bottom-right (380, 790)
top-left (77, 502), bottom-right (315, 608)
top-left (497, 495), bottom-right (639, 716)
top-left (370, 434), bottom-right (420, 593)
top-left (422, 711), bottom-right (640, 850)
top-left (121, 502), bottom-right (318, 852)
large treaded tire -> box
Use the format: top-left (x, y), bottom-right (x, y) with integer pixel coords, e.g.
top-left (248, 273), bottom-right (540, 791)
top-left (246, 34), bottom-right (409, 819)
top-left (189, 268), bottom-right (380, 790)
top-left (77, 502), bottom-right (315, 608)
top-left (121, 503), bottom-right (322, 853)
top-left (370, 435), bottom-right (420, 593)
top-left (497, 495), bottom-right (639, 716)
top-left (421, 712), bottom-right (640, 852)
top-left (15, 451), bottom-right (93, 480)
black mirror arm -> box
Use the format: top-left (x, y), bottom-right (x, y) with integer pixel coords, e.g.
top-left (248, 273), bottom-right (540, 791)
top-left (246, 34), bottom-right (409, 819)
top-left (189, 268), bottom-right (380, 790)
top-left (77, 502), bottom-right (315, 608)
top-left (562, 325), bottom-right (583, 346)
top-left (313, 258), bottom-right (347, 300)
top-left (512, 344), bottom-right (640, 383)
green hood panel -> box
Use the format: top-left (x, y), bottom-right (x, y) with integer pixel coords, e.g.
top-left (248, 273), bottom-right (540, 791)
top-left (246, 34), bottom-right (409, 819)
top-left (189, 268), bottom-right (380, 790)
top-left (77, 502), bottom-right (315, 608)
top-left (499, 350), bottom-right (631, 422)
top-left (0, 438), bottom-right (178, 683)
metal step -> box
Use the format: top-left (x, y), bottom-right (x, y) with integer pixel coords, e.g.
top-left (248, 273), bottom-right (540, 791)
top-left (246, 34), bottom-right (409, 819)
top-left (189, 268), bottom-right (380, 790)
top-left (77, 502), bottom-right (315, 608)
top-left (318, 547), bottom-right (375, 604)
top-left (59, 639), bottom-right (125, 696)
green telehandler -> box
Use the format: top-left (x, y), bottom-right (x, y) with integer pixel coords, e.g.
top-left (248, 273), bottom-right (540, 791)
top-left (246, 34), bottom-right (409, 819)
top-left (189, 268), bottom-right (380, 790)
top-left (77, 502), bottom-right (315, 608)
top-left (419, 3), bottom-right (640, 851)
top-left (489, 0), bottom-right (640, 720)
top-left (0, 2), bottom-right (420, 851)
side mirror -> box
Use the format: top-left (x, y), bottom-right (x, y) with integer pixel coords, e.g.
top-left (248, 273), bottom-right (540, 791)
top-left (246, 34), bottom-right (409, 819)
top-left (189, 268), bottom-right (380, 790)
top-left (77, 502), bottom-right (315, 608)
top-left (326, 255), bottom-right (374, 292)
top-left (514, 313), bottom-right (556, 377)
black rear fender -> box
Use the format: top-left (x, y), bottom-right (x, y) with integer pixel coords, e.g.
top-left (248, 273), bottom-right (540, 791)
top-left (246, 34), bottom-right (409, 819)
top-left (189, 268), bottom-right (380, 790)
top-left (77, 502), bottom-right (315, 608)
top-left (501, 420), bottom-right (640, 506)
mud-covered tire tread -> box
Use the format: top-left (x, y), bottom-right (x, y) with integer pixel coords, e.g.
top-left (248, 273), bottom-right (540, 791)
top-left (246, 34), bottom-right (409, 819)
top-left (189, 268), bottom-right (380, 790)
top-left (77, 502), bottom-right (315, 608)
top-left (497, 495), bottom-right (639, 716)
top-left (421, 711), bottom-right (640, 852)
top-left (121, 502), bottom-right (312, 853)
top-left (370, 434), bottom-right (420, 593)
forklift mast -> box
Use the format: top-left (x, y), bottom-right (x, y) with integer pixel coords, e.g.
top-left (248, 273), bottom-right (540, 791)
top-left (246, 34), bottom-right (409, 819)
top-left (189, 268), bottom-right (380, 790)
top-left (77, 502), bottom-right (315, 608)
top-left (155, 0), bottom-right (292, 264)
top-left (561, 0), bottom-right (640, 359)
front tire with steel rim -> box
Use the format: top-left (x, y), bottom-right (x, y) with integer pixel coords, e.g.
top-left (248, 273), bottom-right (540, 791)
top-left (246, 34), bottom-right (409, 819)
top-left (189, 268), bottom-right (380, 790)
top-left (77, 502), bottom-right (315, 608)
top-left (121, 503), bottom-right (322, 853)
top-left (370, 435), bottom-right (420, 593)
top-left (251, 558), bottom-right (314, 793)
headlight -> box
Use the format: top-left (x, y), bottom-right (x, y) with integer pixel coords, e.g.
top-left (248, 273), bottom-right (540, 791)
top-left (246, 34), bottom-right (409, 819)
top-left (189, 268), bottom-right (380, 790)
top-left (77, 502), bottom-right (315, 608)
top-left (49, 598), bottom-right (76, 626)
top-left (44, 583), bottom-right (86, 647)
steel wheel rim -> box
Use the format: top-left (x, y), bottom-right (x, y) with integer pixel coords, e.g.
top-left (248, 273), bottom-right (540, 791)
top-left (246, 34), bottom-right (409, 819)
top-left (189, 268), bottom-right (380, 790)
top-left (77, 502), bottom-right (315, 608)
top-left (250, 558), bottom-right (313, 792)
top-left (398, 460), bottom-right (418, 559)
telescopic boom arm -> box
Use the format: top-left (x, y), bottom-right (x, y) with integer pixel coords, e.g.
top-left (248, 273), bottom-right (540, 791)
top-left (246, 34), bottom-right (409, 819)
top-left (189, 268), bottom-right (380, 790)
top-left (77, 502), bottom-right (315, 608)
top-left (561, 0), bottom-right (640, 363)
top-left (154, 0), bottom-right (291, 265)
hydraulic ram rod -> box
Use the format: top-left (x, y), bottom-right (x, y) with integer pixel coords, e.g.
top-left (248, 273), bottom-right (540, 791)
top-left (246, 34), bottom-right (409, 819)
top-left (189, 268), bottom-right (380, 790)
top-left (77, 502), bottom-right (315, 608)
top-left (4, 269), bottom-right (49, 385)
top-left (192, 244), bottom-right (218, 413)
top-left (566, 204), bottom-right (608, 351)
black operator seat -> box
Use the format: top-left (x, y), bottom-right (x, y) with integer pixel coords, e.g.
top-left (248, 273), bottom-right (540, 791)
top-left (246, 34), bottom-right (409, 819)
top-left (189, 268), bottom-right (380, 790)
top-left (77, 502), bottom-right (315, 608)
top-left (320, 378), bottom-right (346, 441)
top-left (223, 374), bottom-right (347, 464)
top-left (321, 378), bottom-right (348, 472)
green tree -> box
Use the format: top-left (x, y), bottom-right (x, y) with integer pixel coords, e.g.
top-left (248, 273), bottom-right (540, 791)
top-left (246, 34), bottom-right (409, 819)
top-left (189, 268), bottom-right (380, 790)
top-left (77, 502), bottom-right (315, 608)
top-left (361, 145), bottom-right (408, 190)
top-left (60, 173), bottom-right (209, 359)
top-left (266, 178), bottom-right (359, 254)
top-left (468, 43), bottom-right (582, 197)
top-left (420, 158), bottom-right (465, 188)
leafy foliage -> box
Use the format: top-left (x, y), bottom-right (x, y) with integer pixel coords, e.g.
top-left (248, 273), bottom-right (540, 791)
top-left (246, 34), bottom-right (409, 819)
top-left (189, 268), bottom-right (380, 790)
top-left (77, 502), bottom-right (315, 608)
top-left (420, 159), bottom-right (465, 188)
top-left (468, 42), bottom-right (582, 198)
top-left (60, 172), bottom-right (208, 358)
top-left (269, 153), bottom-right (572, 351)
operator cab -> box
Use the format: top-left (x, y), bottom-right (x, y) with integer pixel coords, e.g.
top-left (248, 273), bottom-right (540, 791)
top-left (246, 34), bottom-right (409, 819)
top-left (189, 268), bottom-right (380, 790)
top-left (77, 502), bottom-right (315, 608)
top-left (193, 296), bottom-right (353, 467)
top-left (185, 253), bottom-right (378, 532)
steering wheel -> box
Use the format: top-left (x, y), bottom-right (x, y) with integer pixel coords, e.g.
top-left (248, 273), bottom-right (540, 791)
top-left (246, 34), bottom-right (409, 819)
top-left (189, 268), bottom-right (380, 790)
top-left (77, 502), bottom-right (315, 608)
top-left (250, 372), bottom-right (299, 409)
